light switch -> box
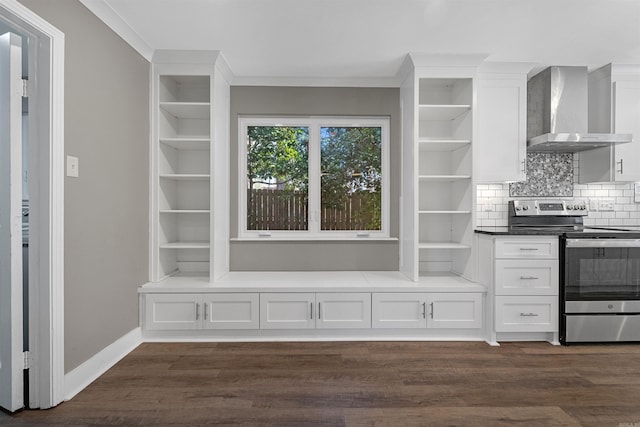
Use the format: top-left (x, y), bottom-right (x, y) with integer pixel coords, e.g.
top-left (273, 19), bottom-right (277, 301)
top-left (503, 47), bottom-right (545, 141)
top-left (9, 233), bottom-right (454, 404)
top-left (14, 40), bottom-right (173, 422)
top-left (67, 155), bottom-right (79, 177)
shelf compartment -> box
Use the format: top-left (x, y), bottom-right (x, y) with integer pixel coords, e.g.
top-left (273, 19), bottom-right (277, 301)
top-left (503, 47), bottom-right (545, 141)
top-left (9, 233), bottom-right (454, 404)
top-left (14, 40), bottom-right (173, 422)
top-left (160, 102), bottom-right (210, 119)
top-left (158, 179), bottom-right (209, 211)
top-left (160, 137), bottom-right (210, 150)
top-left (419, 105), bottom-right (470, 121)
top-left (159, 211), bottom-right (209, 244)
top-left (158, 135), bottom-right (210, 175)
top-left (159, 75), bottom-right (210, 103)
top-left (159, 109), bottom-right (210, 139)
top-left (419, 139), bottom-right (471, 152)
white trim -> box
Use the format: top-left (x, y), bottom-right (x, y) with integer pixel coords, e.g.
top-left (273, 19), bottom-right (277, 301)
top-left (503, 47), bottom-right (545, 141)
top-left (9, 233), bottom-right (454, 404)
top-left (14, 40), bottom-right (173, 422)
top-left (232, 75), bottom-right (403, 88)
top-left (79, 0), bottom-right (153, 61)
top-left (238, 116), bottom-right (390, 240)
top-left (0, 0), bottom-right (65, 409)
top-left (64, 328), bottom-right (142, 401)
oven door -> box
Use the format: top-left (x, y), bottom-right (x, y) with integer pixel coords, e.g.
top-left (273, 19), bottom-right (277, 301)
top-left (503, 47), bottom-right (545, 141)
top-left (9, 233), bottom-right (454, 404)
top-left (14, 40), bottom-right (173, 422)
top-left (564, 238), bottom-right (640, 305)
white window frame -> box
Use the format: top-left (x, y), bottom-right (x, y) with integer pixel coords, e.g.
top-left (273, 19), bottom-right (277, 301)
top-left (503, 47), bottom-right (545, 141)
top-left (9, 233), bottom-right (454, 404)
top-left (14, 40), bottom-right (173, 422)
top-left (238, 116), bottom-right (390, 240)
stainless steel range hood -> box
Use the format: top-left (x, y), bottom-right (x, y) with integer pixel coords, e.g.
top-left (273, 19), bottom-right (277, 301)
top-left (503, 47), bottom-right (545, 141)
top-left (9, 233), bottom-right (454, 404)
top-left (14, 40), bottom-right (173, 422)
top-left (527, 66), bottom-right (632, 152)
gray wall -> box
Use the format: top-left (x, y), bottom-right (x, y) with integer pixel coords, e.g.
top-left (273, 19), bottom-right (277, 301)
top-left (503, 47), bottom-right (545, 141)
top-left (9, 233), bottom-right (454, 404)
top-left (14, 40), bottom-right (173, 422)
top-left (230, 86), bottom-right (400, 270)
top-left (19, 0), bottom-right (149, 373)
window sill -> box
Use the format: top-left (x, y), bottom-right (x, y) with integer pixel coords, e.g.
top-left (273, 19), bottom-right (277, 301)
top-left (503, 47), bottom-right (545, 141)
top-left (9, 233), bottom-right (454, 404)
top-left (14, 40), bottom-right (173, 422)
top-left (230, 237), bottom-right (398, 242)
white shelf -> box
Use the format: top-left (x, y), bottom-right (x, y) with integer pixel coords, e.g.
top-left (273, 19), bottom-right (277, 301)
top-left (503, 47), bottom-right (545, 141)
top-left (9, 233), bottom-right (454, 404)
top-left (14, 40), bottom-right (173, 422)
top-left (160, 241), bottom-right (210, 249)
top-left (160, 102), bottom-right (210, 119)
top-left (418, 210), bottom-right (471, 214)
top-left (160, 138), bottom-right (210, 150)
top-left (418, 242), bottom-right (472, 250)
top-left (419, 139), bottom-right (471, 151)
top-left (159, 210), bottom-right (211, 214)
top-left (419, 105), bottom-right (470, 121)
top-left (159, 174), bottom-right (210, 181)
top-left (418, 175), bottom-right (471, 181)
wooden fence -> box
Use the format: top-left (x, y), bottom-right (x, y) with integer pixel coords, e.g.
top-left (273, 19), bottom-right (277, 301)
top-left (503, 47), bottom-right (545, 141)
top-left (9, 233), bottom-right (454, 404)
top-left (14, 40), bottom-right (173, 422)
top-left (247, 188), bottom-right (375, 231)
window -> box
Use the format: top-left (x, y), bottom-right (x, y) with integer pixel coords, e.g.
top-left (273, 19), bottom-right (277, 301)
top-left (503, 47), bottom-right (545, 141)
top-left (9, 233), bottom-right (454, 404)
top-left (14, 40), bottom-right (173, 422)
top-left (239, 116), bottom-right (389, 239)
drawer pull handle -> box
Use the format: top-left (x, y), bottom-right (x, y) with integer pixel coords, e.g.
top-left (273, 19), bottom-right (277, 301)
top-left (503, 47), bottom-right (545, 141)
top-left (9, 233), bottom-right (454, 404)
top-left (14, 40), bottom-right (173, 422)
top-left (520, 276), bottom-right (539, 280)
top-left (195, 303), bottom-right (200, 320)
top-left (519, 248), bottom-right (539, 251)
top-left (422, 302), bottom-right (426, 319)
top-left (520, 312), bottom-right (539, 317)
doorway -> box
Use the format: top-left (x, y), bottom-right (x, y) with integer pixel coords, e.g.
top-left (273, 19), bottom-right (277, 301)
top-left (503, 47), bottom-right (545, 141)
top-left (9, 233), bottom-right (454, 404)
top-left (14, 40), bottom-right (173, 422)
top-left (0, 0), bottom-right (65, 410)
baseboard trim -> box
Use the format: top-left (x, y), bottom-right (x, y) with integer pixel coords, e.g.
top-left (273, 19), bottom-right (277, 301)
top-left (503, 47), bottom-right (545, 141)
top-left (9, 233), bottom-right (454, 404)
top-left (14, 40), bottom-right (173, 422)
top-left (64, 327), bottom-right (142, 401)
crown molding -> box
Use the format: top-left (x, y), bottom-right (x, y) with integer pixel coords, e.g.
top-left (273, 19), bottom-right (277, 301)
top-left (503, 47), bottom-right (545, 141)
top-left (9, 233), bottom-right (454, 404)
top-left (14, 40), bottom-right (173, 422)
top-left (79, 0), bottom-right (153, 61)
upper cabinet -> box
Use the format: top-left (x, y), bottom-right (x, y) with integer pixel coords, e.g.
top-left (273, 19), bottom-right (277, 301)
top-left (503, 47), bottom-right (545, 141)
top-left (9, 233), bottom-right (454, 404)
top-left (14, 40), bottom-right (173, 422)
top-left (579, 64), bottom-right (640, 183)
top-left (475, 63), bottom-right (532, 183)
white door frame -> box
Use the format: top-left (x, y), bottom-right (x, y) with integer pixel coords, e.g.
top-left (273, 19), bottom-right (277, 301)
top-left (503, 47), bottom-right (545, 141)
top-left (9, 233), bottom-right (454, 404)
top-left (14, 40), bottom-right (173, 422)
top-left (0, 0), bottom-right (65, 409)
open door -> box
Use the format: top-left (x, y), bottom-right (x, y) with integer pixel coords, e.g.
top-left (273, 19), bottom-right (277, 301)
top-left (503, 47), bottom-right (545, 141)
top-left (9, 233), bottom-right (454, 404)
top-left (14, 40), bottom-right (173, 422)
top-left (0, 31), bottom-right (24, 413)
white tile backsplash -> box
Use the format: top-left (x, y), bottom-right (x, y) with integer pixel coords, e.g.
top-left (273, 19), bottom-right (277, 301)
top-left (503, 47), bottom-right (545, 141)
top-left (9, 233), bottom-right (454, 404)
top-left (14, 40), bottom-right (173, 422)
top-left (476, 181), bottom-right (640, 228)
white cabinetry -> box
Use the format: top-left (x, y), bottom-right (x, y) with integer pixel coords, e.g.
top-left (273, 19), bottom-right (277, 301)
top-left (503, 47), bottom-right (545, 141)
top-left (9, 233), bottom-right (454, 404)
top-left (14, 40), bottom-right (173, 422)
top-left (478, 234), bottom-right (559, 344)
top-left (372, 292), bottom-right (482, 329)
top-left (475, 64), bottom-right (532, 183)
top-left (259, 293), bottom-right (372, 329)
top-left (400, 55), bottom-right (492, 282)
top-left (579, 64), bottom-right (640, 183)
top-left (150, 51), bottom-right (230, 282)
top-left (144, 293), bottom-right (260, 330)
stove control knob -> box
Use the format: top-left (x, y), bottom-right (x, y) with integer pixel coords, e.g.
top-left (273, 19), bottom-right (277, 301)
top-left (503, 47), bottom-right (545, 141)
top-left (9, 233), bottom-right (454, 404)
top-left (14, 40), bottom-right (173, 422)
top-left (515, 205), bottom-right (522, 211)
top-left (522, 205), bottom-right (529, 211)
top-left (580, 205), bottom-right (586, 210)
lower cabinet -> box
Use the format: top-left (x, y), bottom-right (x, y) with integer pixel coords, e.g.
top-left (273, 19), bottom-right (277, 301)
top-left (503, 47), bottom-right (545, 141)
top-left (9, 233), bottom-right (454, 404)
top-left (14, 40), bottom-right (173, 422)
top-left (144, 293), bottom-right (260, 330)
top-left (371, 293), bottom-right (483, 329)
top-left (142, 289), bottom-right (484, 334)
top-left (259, 292), bottom-right (372, 329)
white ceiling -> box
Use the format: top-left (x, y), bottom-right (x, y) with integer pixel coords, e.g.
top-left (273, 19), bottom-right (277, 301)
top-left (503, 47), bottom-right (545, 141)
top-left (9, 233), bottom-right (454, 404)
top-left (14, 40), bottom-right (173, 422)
top-left (82, 0), bottom-right (640, 84)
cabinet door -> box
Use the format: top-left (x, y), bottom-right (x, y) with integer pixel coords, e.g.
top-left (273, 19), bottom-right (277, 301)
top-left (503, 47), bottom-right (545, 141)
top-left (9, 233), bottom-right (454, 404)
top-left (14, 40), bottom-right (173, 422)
top-left (371, 293), bottom-right (427, 329)
top-left (144, 293), bottom-right (202, 330)
top-left (475, 78), bottom-right (526, 183)
top-left (316, 293), bottom-right (371, 329)
top-left (203, 293), bottom-right (259, 330)
top-left (495, 259), bottom-right (558, 296)
top-left (427, 293), bottom-right (483, 329)
top-left (260, 293), bottom-right (315, 329)
top-left (613, 81), bottom-right (640, 182)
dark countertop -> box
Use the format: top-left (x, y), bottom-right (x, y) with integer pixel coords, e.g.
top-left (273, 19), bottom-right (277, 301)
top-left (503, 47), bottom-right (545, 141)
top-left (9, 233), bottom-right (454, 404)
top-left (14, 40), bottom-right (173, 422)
top-left (474, 227), bottom-right (565, 236)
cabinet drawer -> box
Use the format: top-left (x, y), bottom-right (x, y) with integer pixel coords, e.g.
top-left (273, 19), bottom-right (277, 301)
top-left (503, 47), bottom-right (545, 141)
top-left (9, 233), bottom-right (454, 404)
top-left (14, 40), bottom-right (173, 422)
top-left (203, 293), bottom-right (259, 330)
top-left (495, 296), bottom-right (558, 332)
top-left (495, 259), bottom-right (558, 295)
top-left (495, 238), bottom-right (558, 259)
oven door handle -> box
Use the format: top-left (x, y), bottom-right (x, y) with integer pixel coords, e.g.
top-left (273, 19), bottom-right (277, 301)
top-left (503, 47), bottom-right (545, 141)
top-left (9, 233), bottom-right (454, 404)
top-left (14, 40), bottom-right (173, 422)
top-left (565, 238), bottom-right (640, 248)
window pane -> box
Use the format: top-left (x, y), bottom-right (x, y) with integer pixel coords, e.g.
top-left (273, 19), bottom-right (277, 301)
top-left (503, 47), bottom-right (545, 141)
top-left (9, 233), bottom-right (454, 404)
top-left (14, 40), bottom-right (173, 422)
top-left (320, 127), bottom-right (382, 231)
top-left (246, 126), bottom-right (309, 231)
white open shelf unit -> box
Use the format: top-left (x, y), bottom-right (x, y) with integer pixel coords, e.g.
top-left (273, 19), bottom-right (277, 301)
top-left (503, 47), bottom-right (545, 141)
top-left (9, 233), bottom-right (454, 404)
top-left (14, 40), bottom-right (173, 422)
top-left (400, 55), bottom-right (482, 284)
top-left (150, 51), bottom-right (231, 283)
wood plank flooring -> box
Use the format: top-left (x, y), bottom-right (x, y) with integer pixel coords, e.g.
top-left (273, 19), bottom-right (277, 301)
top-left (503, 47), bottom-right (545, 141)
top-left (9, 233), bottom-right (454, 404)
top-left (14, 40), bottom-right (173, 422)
top-left (2, 341), bottom-right (640, 426)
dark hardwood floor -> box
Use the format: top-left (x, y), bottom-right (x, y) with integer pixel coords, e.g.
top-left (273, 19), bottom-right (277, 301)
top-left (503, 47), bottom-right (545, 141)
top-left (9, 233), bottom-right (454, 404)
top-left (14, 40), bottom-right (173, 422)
top-left (2, 341), bottom-right (640, 426)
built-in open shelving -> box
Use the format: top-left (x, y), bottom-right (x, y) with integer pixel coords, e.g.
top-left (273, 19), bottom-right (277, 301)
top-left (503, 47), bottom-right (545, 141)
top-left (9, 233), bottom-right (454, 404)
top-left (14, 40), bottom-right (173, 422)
top-left (416, 77), bottom-right (474, 278)
top-left (153, 74), bottom-right (212, 280)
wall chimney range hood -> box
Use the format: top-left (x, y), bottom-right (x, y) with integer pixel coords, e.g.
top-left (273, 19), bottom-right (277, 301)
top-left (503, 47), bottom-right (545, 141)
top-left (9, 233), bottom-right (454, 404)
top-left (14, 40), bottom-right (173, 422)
top-left (527, 66), bottom-right (632, 152)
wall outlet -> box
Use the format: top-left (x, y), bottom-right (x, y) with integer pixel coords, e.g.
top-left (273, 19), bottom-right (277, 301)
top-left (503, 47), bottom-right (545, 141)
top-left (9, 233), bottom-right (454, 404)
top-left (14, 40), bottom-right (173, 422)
top-left (589, 199), bottom-right (599, 211)
top-left (598, 198), bottom-right (615, 212)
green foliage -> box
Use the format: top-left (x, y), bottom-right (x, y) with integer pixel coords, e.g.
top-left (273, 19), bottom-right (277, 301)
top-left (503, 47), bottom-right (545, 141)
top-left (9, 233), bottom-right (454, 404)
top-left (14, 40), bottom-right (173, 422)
top-left (247, 126), bottom-right (309, 191)
top-left (320, 127), bottom-right (382, 230)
